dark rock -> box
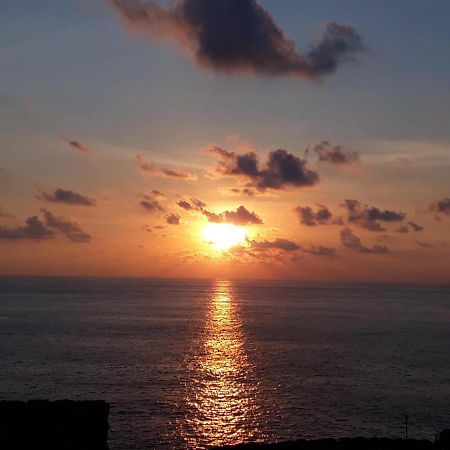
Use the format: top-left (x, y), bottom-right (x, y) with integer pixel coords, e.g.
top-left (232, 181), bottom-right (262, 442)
top-left (0, 400), bottom-right (109, 450)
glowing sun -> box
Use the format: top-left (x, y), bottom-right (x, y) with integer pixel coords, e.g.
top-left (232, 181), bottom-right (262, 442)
top-left (203, 223), bottom-right (247, 251)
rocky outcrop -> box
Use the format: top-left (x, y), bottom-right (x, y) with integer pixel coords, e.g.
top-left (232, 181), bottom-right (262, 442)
top-left (214, 430), bottom-right (450, 450)
top-left (0, 400), bottom-right (109, 450)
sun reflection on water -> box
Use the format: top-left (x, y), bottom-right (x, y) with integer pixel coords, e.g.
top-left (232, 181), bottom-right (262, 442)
top-left (183, 281), bottom-right (262, 448)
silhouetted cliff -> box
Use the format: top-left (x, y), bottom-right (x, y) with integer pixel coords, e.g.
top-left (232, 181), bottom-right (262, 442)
top-left (0, 400), bottom-right (109, 450)
top-left (214, 430), bottom-right (450, 450)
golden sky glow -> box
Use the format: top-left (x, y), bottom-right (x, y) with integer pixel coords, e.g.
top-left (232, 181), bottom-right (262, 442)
top-left (203, 224), bottom-right (247, 251)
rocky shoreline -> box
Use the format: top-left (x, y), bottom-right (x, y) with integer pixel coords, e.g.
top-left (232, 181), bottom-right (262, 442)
top-left (214, 430), bottom-right (450, 450)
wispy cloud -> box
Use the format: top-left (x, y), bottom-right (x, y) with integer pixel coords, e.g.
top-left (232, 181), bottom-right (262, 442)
top-left (137, 155), bottom-right (197, 180)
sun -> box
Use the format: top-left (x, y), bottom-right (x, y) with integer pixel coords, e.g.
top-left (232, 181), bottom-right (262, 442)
top-left (202, 223), bottom-right (247, 251)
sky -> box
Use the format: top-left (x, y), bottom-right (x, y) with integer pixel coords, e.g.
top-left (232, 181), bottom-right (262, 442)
top-left (0, 0), bottom-right (449, 282)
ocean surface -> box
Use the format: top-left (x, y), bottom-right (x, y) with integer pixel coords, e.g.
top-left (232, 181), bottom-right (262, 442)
top-left (1, 277), bottom-right (449, 449)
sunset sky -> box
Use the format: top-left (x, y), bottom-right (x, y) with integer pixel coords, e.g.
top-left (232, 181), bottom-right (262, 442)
top-left (1, 0), bottom-right (449, 281)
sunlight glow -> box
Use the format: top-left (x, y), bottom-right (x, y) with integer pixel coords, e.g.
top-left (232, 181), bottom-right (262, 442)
top-left (202, 223), bottom-right (247, 251)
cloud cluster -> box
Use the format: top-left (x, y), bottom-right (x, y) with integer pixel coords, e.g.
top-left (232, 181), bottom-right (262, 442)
top-left (431, 198), bottom-right (450, 216)
top-left (166, 213), bottom-right (181, 225)
top-left (176, 198), bottom-right (206, 211)
top-left (140, 192), bottom-right (165, 213)
top-left (341, 199), bottom-right (405, 232)
top-left (294, 204), bottom-right (334, 226)
top-left (210, 147), bottom-right (319, 192)
top-left (202, 205), bottom-right (263, 226)
top-left (38, 188), bottom-right (96, 206)
top-left (311, 141), bottom-right (359, 164)
top-left (302, 245), bottom-right (337, 257)
top-left (41, 209), bottom-right (92, 243)
top-left (137, 155), bottom-right (197, 180)
top-left (111, 0), bottom-right (363, 79)
top-left (248, 238), bottom-right (300, 252)
top-left (0, 216), bottom-right (54, 241)
top-left (0, 210), bottom-right (91, 243)
top-left (340, 228), bottom-right (389, 254)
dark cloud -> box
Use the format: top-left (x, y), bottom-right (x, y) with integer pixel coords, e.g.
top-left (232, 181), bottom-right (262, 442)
top-left (340, 228), bottom-right (389, 254)
top-left (395, 226), bottom-right (409, 234)
top-left (137, 155), bottom-right (197, 180)
top-left (38, 188), bottom-right (96, 206)
top-left (0, 216), bottom-right (54, 241)
top-left (294, 204), bottom-right (333, 226)
top-left (176, 198), bottom-right (206, 211)
top-left (224, 206), bottom-right (263, 225)
top-left (249, 238), bottom-right (300, 252)
top-left (210, 147), bottom-right (319, 192)
top-left (302, 245), bottom-right (337, 257)
top-left (151, 189), bottom-right (165, 197)
top-left (341, 199), bottom-right (405, 232)
top-left (41, 209), bottom-right (92, 243)
top-left (312, 141), bottom-right (359, 164)
top-left (111, 0), bottom-right (363, 79)
top-left (202, 205), bottom-right (263, 225)
top-left (177, 200), bottom-right (194, 211)
top-left (140, 192), bottom-right (165, 213)
top-left (431, 198), bottom-right (450, 216)
top-left (59, 136), bottom-right (92, 154)
top-left (166, 213), bottom-right (181, 225)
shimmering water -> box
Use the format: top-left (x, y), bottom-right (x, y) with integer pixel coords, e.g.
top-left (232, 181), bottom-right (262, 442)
top-left (1, 277), bottom-right (449, 449)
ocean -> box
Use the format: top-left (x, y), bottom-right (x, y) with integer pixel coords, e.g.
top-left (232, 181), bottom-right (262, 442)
top-left (1, 277), bottom-right (449, 449)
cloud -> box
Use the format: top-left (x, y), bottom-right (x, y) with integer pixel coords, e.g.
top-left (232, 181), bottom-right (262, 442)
top-left (294, 204), bottom-right (333, 226)
top-left (340, 228), bottom-right (389, 254)
top-left (302, 245), bottom-right (337, 257)
top-left (311, 141), bottom-right (359, 164)
top-left (139, 192), bottom-right (165, 212)
top-left (176, 198), bottom-right (206, 211)
top-left (202, 205), bottom-right (263, 225)
top-left (209, 147), bottom-right (319, 192)
top-left (137, 155), bottom-right (197, 180)
top-left (202, 209), bottom-right (223, 223)
top-left (248, 238), bottom-right (300, 252)
top-left (60, 136), bottom-right (93, 154)
top-left (41, 209), bottom-right (92, 243)
top-left (0, 216), bottom-right (54, 241)
top-left (415, 240), bottom-right (434, 249)
top-left (166, 213), bottom-right (181, 225)
top-left (395, 226), bottom-right (409, 234)
top-left (341, 199), bottom-right (405, 232)
top-left (408, 221), bottom-right (424, 232)
top-left (431, 198), bottom-right (450, 216)
top-left (37, 188), bottom-right (96, 206)
top-left (224, 206), bottom-right (263, 225)
top-left (111, 0), bottom-right (364, 79)
top-left (177, 200), bottom-right (194, 211)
